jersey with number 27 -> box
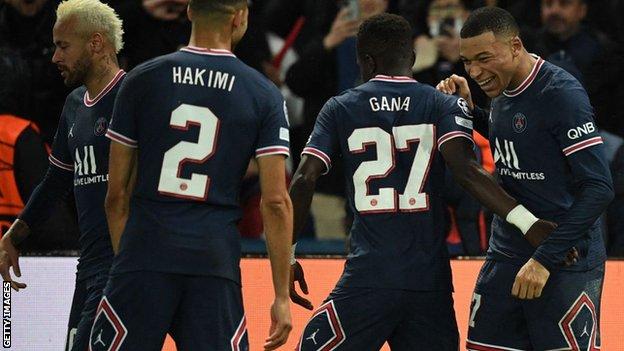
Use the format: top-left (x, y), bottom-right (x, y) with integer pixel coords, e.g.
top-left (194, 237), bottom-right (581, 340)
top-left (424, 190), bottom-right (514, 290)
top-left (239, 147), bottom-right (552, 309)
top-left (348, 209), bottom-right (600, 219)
top-left (106, 47), bottom-right (290, 283)
top-left (303, 75), bottom-right (474, 291)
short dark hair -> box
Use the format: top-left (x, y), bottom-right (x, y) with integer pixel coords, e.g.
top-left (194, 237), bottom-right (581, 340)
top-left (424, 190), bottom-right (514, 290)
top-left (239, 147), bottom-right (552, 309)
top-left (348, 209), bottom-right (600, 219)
top-left (460, 6), bottom-right (519, 39)
top-left (189, 0), bottom-right (247, 16)
top-left (357, 13), bottom-right (413, 66)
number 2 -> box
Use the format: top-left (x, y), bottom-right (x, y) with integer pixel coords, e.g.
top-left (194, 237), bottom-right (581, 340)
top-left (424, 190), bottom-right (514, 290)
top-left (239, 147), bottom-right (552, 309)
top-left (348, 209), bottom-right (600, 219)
top-left (157, 104), bottom-right (219, 200)
top-left (348, 124), bottom-right (435, 213)
top-left (469, 293), bottom-right (482, 328)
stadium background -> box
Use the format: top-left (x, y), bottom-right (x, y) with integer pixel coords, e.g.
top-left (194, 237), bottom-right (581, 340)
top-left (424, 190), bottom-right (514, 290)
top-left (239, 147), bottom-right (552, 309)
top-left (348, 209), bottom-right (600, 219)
top-left (10, 258), bottom-right (624, 350)
top-left (2, 0), bottom-right (624, 349)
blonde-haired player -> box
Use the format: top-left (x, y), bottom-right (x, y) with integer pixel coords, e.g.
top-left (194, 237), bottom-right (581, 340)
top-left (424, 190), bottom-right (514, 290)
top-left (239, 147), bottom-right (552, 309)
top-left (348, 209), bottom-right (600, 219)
top-left (0, 0), bottom-right (126, 350)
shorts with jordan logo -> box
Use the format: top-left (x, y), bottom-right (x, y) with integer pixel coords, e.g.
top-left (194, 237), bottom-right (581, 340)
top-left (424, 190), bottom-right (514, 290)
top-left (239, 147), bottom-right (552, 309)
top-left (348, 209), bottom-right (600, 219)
top-left (296, 285), bottom-right (458, 351)
top-left (65, 272), bottom-right (108, 351)
top-left (467, 260), bottom-right (604, 351)
top-left (89, 271), bottom-right (248, 351)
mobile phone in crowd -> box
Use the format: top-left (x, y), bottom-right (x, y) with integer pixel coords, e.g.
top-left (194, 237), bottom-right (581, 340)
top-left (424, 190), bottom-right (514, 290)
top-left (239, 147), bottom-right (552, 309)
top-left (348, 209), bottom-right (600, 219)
top-left (344, 0), bottom-right (360, 20)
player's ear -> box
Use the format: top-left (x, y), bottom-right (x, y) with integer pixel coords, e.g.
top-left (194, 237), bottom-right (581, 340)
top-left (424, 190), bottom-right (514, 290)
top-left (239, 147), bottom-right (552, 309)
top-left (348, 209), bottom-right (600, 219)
top-left (510, 36), bottom-right (523, 58)
top-left (410, 49), bottom-right (416, 68)
top-left (360, 54), bottom-right (376, 81)
top-left (187, 5), bottom-right (193, 22)
top-left (90, 32), bottom-right (104, 54)
top-left (232, 8), bottom-right (246, 28)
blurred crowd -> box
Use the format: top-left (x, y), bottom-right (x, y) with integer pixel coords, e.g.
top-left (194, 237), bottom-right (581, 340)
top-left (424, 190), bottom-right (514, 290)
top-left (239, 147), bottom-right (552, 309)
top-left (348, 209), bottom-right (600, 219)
top-left (1, 0), bottom-right (623, 256)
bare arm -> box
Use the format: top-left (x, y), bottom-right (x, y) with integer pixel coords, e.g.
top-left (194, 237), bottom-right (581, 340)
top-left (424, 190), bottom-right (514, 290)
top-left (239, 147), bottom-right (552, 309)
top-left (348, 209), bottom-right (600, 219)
top-left (105, 141), bottom-right (138, 255)
top-left (440, 138), bottom-right (517, 217)
top-left (257, 155), bottom-right (293, 350)
top-left (289, 155), bottom-right (326, 245)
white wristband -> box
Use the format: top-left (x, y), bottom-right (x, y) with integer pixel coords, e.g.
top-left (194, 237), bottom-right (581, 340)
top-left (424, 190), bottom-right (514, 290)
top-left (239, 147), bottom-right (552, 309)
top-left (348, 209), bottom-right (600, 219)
top-left (506, 205), bottom-right (539, 235)
top-left (290, 243), bottom-right (297, 265)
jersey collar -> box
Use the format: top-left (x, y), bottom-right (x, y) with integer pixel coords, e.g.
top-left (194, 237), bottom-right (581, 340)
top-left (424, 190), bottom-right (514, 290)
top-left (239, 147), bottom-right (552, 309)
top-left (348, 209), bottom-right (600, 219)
top-left (503, 55), bottom-right (544, 98)
top-left (370, 75), bottom-right (417, 83)
top-left (180, 46), bottom-right (237, 57)
top-left (83, 69), bottom-right (126, 107)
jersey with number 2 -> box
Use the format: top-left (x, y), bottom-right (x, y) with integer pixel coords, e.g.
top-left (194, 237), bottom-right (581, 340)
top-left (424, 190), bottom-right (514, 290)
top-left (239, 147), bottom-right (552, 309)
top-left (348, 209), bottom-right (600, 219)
top-left (303, 75), bottom-right (474, 291)
top-left (106, 47), bottom-right (290, 282)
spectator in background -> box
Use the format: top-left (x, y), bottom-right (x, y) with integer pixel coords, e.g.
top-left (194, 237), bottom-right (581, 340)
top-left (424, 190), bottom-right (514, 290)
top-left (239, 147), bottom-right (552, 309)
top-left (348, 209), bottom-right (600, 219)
top-left (112, 0), bottom-right (190, 70)
top-left (412, 0), bottom-right (487, 108)
top-left (0, 0), bottom-right (69, 143)
top-left (285, 0), bottom-right (388, 239)
top-left (522, 0), bottom-right (624, 137)
top-left (0, 48), bottom-right (78, 251)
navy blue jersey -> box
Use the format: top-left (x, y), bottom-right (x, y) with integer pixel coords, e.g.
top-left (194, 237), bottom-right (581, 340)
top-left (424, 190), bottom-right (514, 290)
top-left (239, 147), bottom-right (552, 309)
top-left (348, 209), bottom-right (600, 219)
top-left (485, 57), bottom-right (611, 271)
top-left (303, 75), bottom-right (474, 291)
top-left (106, 47), bottom-right (289, 282)
top-left (47, 70), bottom-right (124, 279)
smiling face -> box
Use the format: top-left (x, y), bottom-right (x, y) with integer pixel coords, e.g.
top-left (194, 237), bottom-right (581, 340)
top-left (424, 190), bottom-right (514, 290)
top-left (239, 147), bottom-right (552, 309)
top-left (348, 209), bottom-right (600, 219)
top-left (459, 31), bottom-right (520, 98)
top-left (51, 18), bottom-right (92, 87)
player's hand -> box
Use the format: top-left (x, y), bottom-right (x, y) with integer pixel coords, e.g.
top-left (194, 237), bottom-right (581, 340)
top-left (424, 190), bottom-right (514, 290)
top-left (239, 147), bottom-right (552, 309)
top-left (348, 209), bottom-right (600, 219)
top-left (290, 261), bottom-right (313, 310)
top-left (264, 297), bottom-right (292, 350)
top-left (323, 7), bottom-right (360, 50)
top-left (0, 236), bottom-right (26, 292)
top-left (524, 219), bottom-right (557, 247)
top-left (512, 258), bottom-right (550, 300)
top-left (563, 247), bottom-right (579, 267)
top-left (142, 0), bottom-right (188, 21)
top-left (436, 74), bottom-right (474, 110)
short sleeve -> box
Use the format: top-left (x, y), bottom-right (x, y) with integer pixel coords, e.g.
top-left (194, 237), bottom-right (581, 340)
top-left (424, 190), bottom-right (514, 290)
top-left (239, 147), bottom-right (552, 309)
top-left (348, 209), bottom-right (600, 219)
top-left (48, 104), bottom-right (74, 172)
top-left (301, 98), bottom-right (339, 175)
top-left (435, 94), bottom-right (475, 150)
top-left (255, 88), bottom-right (290, 158)
top-left (106, 74), bottom-right (139, 148)
top-left (549, 89), bottom-right (603, 157)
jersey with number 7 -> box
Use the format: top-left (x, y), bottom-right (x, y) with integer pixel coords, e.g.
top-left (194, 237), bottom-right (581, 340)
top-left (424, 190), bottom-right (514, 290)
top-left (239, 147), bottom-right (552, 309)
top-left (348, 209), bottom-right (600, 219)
top-left (303, 75), bottom-right (474, 291)
top-left (105, 47), bottom-right (290, 281)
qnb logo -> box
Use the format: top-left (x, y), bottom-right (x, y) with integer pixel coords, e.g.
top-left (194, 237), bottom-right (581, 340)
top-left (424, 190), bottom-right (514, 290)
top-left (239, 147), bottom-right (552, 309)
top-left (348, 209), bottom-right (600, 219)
top-left (75, 145), bottom-right (98, 176)
top-left (567, 122), bottom-right (596, 140)
top-left (494, 138), bottom-right (520, 170)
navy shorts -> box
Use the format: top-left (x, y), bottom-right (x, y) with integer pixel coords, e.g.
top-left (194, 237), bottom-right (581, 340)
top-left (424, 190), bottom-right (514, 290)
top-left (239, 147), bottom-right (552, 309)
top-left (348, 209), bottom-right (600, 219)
top-left (66, 272), bottom-right (108, 351)
top-left (296, 286), bottom-right (458, 351)
top-left (89, 271), bottom-right (248, 351)
top-left (467, 260), bottom-right (604, 351)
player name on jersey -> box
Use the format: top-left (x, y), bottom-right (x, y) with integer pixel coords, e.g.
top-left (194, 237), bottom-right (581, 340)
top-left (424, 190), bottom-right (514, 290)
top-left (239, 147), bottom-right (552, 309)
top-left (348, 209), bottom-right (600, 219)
top-left (369, 96), bottom-right (411, 112)
top-left (172, 66), bottom-right (236, 92)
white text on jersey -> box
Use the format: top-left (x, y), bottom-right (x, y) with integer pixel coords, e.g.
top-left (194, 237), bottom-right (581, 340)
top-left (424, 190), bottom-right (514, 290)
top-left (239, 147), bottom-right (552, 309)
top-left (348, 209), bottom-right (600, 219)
top-left (369, 96), bottom-right (410, 112)
top-left (172, 66), bottom-right (236, 92)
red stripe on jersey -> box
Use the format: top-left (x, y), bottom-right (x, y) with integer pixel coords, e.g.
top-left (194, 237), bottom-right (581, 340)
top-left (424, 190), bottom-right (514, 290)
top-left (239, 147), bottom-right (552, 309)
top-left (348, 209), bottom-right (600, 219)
top-left (84, 70), bottom-right (125, 107)
top-left (562, 136), bottom-right (603, 156)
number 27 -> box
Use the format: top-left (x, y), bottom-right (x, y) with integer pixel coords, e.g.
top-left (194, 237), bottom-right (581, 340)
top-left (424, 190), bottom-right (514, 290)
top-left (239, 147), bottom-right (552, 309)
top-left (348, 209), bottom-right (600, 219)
top-left (348, 124), bottom-right (435, 213)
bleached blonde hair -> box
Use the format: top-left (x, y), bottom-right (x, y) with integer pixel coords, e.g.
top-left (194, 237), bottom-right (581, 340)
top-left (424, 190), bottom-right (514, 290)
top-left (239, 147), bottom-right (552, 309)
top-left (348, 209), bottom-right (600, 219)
top-left (56, 0), bottom-right (124, 53)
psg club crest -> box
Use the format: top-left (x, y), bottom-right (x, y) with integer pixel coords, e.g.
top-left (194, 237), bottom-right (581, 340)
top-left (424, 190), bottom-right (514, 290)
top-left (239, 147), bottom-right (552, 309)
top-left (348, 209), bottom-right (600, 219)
top-left (512, 113), bottom-right (527, 133)
top-left (94, 117), bottom-right (108, 136)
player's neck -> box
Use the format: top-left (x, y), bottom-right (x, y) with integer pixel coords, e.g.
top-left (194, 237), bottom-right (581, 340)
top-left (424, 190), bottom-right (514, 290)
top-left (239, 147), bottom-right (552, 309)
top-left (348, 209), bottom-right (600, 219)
top-left (374, 67), bottom-right (413, 79)
top-left (85, 55), bottom-right (120, 99)
top-left (188, 27), bottom-right (233, 52)
top-left (507, 52), bottom-right (537, 92)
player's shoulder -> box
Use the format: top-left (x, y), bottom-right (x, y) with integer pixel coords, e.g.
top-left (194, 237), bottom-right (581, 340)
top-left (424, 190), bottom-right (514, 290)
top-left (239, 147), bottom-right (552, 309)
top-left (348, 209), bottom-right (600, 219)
top-left (236, 60), bottom-right (282, 99)
top-left (64, 86), bottom-right (86, 109)
top-left (539, 60), bottom-right (588, 101)
top-left (125, 53), bottom-right (175, 81)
